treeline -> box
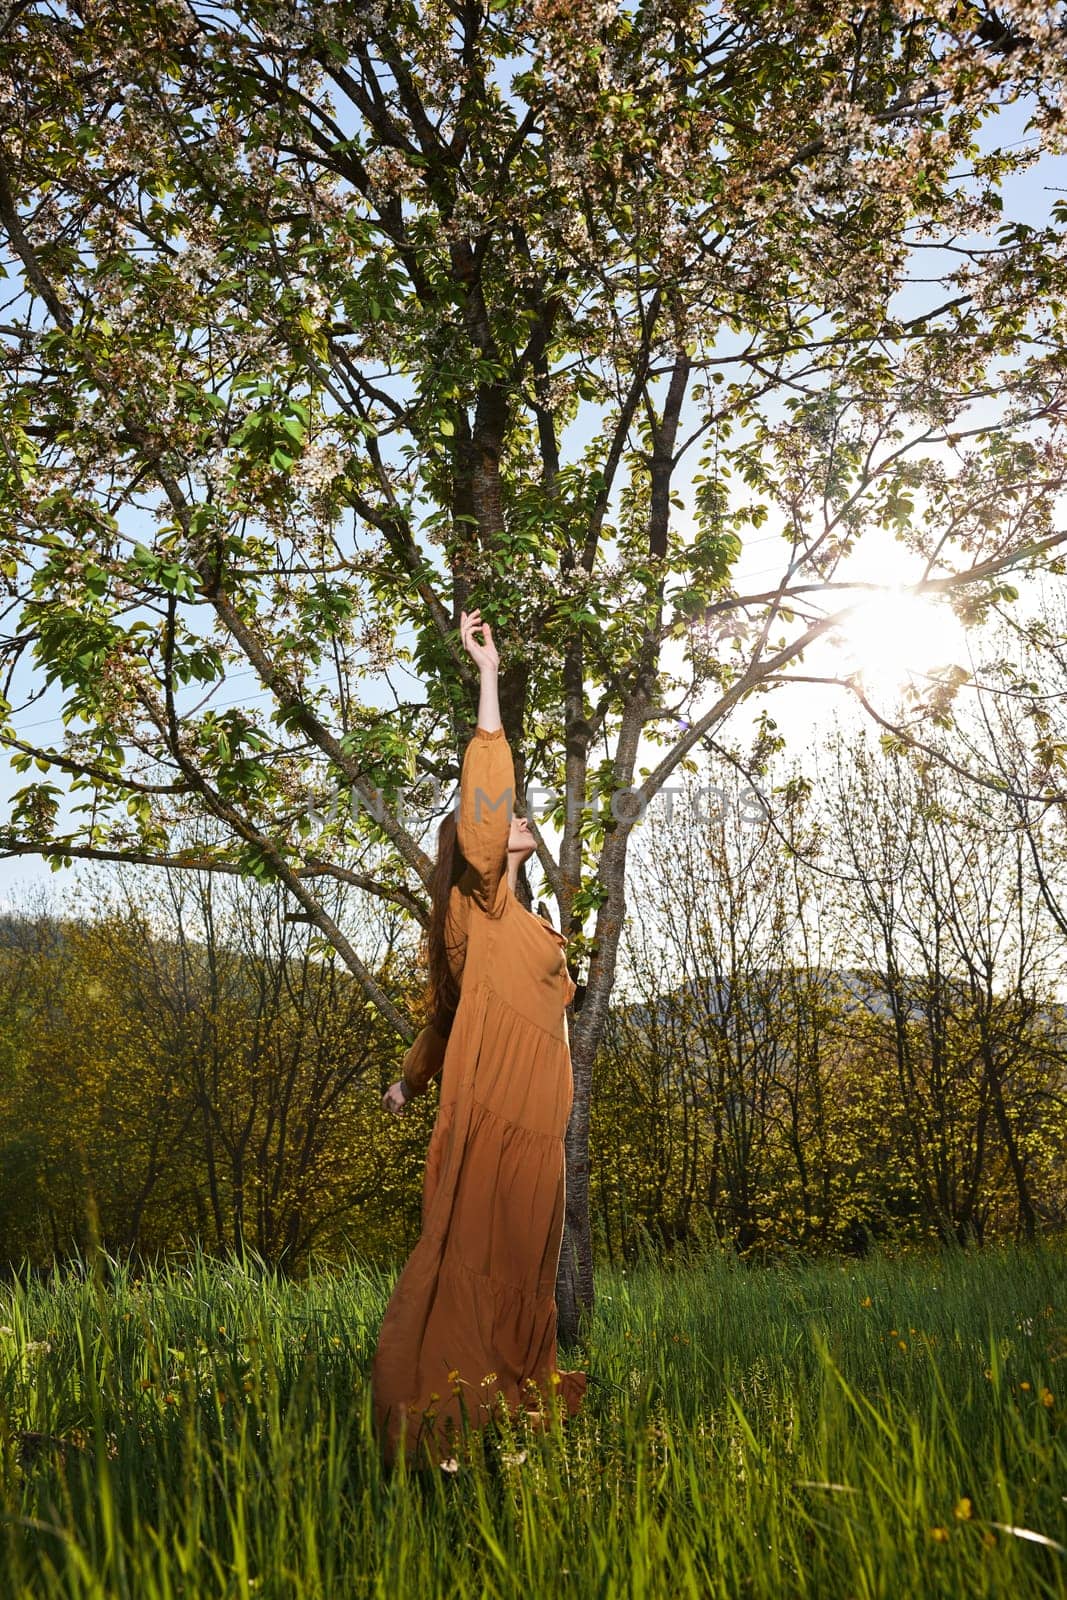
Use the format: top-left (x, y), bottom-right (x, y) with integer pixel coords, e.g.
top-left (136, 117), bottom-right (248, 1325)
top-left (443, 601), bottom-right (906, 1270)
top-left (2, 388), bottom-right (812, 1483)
top-left (593, 722), bottom-right (1067, 1261)
top-left (0, 875), bottom-right (436, 1273)
top-left (594, 963), bottom-right (1066, 1260)
top-left (2, 718), bottom-right (1066, 1272)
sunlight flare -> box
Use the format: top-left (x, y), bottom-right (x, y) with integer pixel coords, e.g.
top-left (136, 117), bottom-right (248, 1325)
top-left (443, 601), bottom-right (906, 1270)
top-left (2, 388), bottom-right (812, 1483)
top-left (830, 589), bottom-right (970, 695)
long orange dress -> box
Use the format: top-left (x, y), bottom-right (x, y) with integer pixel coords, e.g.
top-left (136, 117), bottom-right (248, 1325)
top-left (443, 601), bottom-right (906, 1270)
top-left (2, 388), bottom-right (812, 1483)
top-left (371, 724), bottom-right (587, 1468)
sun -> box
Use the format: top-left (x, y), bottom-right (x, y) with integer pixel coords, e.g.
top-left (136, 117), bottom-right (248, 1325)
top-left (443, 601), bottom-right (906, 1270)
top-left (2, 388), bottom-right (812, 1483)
top-left (830, 589), bottom-right (970, 696)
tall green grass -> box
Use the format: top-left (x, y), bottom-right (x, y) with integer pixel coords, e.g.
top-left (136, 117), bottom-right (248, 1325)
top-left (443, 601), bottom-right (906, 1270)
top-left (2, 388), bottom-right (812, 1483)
top-left (0, 1239), bottom-right (1064, 1598)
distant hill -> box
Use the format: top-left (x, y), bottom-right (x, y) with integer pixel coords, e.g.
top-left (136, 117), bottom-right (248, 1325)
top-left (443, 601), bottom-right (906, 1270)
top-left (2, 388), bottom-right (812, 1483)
top-left (608, 966), bottom-right (1067, 1034)
top-left (4, 912), bottom-right (1065, 1042)
top-left (0, 911), bottom-right (72, 956)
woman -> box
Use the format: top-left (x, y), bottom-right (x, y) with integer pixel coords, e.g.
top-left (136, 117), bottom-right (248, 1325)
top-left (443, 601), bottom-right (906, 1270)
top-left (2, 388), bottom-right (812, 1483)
top-left (371, 607), bottom-right (587, 1469)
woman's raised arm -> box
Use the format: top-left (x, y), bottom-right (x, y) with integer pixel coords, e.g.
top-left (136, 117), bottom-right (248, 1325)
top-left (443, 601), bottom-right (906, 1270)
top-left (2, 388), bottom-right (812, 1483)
top-left (457, 609), bottom-right (512, 914)
top-left (457, 724), bottom-right (512, 913)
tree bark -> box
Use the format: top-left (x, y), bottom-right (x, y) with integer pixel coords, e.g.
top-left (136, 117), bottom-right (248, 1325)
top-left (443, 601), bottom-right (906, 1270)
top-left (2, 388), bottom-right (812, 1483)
top-left (556, 680), bottom-right (651, 1341)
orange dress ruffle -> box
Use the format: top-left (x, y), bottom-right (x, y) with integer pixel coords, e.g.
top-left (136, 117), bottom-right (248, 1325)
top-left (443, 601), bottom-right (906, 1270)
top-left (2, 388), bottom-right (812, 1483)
top-left (371, 725), bottom-right (586, 1467)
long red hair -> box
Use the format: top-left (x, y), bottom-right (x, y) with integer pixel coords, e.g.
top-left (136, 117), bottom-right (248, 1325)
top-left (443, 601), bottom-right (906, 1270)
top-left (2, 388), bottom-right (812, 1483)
top-left (423, 806), bottom-right (531, 1037)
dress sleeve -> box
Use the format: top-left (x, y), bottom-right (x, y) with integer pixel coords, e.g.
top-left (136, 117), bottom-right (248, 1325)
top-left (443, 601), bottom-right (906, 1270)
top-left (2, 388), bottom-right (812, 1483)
top-left (456, 724), bottom-right (513, 916)
top-left (400, 1021), bottom-right (448, 1099)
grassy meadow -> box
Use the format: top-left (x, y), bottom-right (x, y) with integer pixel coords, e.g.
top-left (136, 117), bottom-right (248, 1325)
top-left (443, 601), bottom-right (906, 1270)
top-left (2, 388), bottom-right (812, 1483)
top-left (0, 1240), bottom-right (1064, 1599)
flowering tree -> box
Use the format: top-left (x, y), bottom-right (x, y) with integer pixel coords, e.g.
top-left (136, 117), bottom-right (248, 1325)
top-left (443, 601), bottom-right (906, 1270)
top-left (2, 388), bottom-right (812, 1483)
top-left (1, 0), bottom-right (1066, 1330)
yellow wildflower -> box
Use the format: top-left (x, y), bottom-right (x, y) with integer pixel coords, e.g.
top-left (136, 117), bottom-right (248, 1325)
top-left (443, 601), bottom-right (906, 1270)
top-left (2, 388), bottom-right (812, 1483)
top-left (1040, 1388), bottom-right (1054, 1408)
top-left (929, 1527), bottom-right (949, 1544)
top-left (954, 1498), bottom-right (972, 1521)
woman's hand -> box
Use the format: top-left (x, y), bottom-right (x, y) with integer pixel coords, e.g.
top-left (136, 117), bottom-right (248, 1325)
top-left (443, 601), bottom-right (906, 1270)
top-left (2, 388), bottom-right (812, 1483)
top-left (460, 609), bottom-right (499, 674)
top-left (382, 1081), bottom-right (410, 1115)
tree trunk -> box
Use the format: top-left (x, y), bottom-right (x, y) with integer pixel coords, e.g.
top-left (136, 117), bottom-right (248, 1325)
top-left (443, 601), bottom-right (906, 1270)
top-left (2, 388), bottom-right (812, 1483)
top-left (555, 789), bottom-right (638, 1341)
top-left (557, 1027), bottom-right (596, 1346)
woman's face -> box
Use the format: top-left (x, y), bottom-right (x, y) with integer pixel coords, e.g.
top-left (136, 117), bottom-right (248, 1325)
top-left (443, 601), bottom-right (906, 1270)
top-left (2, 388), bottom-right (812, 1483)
top-left (508, 812), bottom-right (536, 858)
